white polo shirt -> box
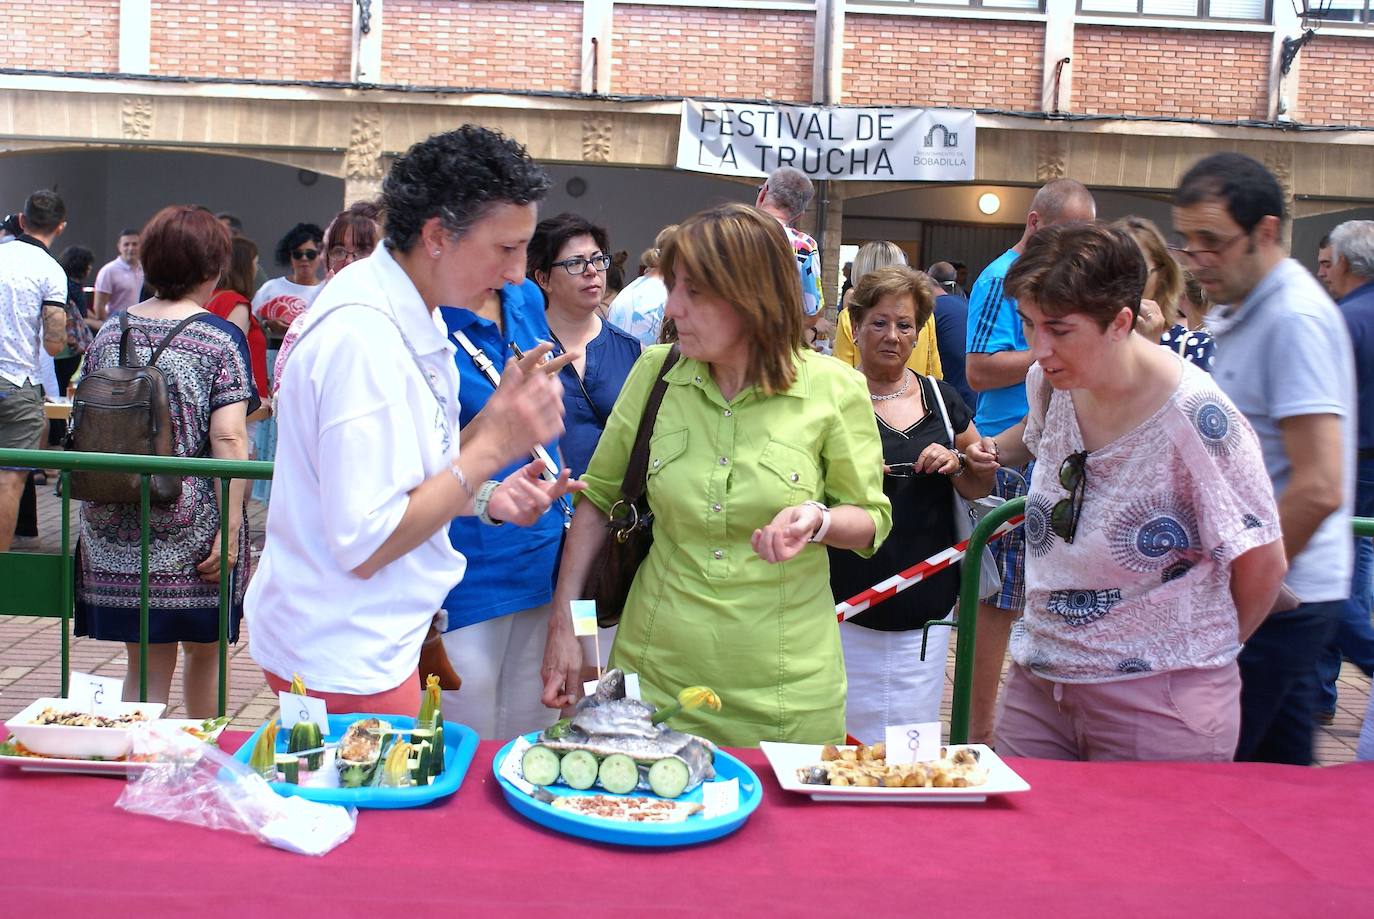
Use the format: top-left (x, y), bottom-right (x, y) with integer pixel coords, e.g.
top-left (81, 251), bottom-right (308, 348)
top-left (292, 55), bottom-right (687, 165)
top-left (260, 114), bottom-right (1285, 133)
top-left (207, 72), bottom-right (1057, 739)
top-left (0, 237), bottom-right (66, 387)
top-left (246, 244), bottom-right (466, 695)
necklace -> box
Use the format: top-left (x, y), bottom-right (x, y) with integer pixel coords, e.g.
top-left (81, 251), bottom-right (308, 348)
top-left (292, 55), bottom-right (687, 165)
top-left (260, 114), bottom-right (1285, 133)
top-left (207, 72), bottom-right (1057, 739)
top-left (869, 370), bottom-right (911, 402)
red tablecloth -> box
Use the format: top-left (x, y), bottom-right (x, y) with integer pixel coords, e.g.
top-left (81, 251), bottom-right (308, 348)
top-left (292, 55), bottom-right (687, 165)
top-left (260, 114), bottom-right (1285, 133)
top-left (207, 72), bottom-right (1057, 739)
top-left (2, 733), bottom-right (1371, 917)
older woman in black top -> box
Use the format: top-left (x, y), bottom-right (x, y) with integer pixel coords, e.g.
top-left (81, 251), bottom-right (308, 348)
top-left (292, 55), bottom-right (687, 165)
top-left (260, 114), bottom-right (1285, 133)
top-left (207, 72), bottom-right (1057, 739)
top-left (830, 266), bottom-right (996, 743)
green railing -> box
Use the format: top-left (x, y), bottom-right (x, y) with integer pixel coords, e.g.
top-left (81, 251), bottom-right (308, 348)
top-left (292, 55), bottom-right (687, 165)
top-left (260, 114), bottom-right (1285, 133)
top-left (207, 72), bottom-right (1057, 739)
top-left (949, 500), bottom-right (1374, 744)
top-left (0, 447), bottom-right (272, 716)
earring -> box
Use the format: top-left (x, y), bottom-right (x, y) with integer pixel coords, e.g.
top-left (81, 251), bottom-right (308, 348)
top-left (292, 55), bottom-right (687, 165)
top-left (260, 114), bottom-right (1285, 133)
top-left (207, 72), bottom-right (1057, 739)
top-left (432, 249), bottom-right (441, 258)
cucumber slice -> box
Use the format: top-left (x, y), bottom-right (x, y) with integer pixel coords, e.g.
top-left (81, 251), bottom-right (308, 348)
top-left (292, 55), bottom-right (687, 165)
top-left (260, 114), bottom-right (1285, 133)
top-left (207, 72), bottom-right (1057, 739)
top-left (647, 755), bottom-right (691, 799)
top-left (598, 753), bottom-right (639, 795)
top-left (559, 749), bottom-right (599, 790)
top-left (521, 744), bottom-right (562, 787)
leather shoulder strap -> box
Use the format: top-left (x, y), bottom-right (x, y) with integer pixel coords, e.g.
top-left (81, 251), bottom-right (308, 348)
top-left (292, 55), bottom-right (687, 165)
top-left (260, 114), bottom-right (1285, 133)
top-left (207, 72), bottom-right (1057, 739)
top-left (149, 314), bottom-right (211, 367)
top-left (620, 345), bottom-right (681, 504)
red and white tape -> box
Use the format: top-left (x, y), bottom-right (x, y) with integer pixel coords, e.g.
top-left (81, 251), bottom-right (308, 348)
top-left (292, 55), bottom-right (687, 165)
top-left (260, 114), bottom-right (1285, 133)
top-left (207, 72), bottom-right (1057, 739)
top-left (834, 515), bottom-right (1025, 621)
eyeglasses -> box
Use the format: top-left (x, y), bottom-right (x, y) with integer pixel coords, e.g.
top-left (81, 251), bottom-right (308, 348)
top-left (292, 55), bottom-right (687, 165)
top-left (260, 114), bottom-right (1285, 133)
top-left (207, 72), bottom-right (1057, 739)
top-left (551, 254), bottom-right (611, 275)
top-left (291, 248), bottom-right (320, 261)
top-left (1049, 450), bottom-right (1088, 544)
top-left (327, 246), bottom-right (362, 268)
top-left (1167, 230), bottom-right (1248, 265)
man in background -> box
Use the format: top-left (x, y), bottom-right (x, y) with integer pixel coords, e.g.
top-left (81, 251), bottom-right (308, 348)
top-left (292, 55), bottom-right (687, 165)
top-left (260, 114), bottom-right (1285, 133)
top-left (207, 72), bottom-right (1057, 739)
top-left (92, 227), bottom-right (143, 321)
top-left (1316, 219), bottom-right (1374, 724)
top-left (756, 167), bottom-right (825, 331)
top-left (0, 190), bottom-right (68, 551)
top-left (1174, 153), bottom-right (1353, 765)
top-left (928, 260), bottom-right (974, 409)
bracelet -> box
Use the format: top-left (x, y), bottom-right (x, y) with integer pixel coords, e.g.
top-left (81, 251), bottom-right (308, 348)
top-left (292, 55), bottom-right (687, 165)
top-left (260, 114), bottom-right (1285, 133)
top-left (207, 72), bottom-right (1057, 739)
top-left (803, 500), bottom-right (831, 544)
top-left (950, 449), bottom-right (966, 478)
top-left (449, 462), bottom-right (475, 499)
top-left (475, 478), bottom-right (504, 526)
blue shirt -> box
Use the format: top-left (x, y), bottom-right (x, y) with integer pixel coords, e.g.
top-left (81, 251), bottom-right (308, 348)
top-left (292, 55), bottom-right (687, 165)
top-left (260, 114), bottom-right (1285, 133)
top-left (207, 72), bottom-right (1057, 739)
top-left (554, 319), bottom-right (641, 478)
top-left (964, 248), bottom-right (1027, 437)
top-left (1338, 279), bottom-right (1374, 450)
top-left (933, 292), bottom-right (975, 410)
top-left (437, 281), bottom-right (565, 630)
top-left (1207, 258), bottom-right (1355, 602)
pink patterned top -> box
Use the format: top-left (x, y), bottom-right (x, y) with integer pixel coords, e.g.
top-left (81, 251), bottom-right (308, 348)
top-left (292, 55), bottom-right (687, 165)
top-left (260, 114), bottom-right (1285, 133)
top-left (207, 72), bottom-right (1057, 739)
top-left (1013, 358), bottom-right (1281, 683)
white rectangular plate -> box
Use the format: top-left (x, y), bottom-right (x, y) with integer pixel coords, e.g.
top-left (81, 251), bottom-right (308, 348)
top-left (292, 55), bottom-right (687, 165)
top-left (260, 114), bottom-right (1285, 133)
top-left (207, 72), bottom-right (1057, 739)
top-left (759, 742), bottom-right (1030, 803)
top-left (0, 719), bottom-right (225, 776)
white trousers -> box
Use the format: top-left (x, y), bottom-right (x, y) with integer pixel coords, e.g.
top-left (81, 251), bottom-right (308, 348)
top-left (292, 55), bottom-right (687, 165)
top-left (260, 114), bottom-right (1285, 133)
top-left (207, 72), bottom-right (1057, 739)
top-left (839, 619), bottom-right (951, 745)
top-left (440, 603), bottom-right (555, 740)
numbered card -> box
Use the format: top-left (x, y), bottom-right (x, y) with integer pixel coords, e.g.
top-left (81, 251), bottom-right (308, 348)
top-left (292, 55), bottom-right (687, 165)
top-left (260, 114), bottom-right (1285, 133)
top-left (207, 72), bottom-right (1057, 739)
top-left (583, 671), bottom-right (642, 701)
top-left (501, 735), bottom-right (535, 795)
top-left (701, 778), bottom-right (740, 818)
top-left (69, 670), bottom-right (124, 714)
top-left (278, 691), bottom-right (329, 735)
top-left (884, 721), bottom-right (942, 765)
top-left (570, 599), bottom-right (599, 637)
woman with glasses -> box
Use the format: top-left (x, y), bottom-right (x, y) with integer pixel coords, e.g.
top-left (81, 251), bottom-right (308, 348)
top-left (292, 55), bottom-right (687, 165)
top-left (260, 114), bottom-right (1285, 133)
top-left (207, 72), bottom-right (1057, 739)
top-left (540, 204), bottom-right (892, 747)
top-left (271, 203), bottom-right (384, 393)
top-left (975, 223), bottom-right (1286, 761)
top-left (833, 241), bottom-right (943, 376)
top-left (253, 222), bottom-right (325, 337)
top-left (828, 266), bottom-right (995, 742)
top-left (528, 213), bottom-right (641, 479)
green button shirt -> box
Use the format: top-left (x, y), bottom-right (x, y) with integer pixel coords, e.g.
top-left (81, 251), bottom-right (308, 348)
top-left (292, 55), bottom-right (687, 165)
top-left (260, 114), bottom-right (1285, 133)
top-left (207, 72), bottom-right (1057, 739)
top-left (580, 345), bottom-right (892, 746)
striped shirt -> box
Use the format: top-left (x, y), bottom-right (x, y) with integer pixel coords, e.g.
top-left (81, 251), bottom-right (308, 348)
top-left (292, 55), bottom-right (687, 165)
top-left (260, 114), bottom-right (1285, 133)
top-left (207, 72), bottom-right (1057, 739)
top-left (964, 247), bottom-right (1027, 437)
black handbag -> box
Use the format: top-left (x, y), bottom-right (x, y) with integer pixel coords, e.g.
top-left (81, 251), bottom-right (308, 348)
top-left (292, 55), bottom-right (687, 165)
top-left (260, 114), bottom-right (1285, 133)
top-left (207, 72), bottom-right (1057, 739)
top-left (584, 345), bottom-right (681, 628)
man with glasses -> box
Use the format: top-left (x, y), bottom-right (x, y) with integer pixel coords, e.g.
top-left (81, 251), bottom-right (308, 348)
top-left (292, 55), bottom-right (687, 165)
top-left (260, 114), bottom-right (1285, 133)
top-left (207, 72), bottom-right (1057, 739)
top-left (1172, 152), bottom-right (1355, 765)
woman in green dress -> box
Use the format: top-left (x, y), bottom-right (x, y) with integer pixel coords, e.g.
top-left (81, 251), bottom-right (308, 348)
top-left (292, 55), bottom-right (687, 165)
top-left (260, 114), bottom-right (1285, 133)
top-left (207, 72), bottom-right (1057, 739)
top-left (540, 204), bottom-right (892, 746)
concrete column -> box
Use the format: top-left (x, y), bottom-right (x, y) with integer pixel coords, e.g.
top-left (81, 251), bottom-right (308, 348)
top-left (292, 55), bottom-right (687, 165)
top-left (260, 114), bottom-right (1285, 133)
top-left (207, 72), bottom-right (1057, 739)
top-left (812, 0), bottom-right (845, 104)
top-left (1270, 1), bottom-right (1303, 121)
top-left (582, 0), bottom-right (614, 94)
top-left (352, 0), bottom-right (384, 83)
top-left (814, 185), bottom-right (844, 320)
top-left (1041, 0), bottom-right (1076, 113)
top-left (118, 0), bottom-right (151, 75)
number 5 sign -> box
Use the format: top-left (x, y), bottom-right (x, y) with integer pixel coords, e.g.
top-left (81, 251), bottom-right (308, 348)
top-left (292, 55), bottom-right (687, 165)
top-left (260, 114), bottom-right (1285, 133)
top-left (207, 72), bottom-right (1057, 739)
top-left (69, 670), bottom-right (124, 714)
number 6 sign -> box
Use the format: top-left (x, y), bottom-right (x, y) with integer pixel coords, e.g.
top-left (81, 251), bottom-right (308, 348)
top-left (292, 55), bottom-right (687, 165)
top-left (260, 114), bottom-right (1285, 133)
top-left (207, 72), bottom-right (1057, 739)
top-left (278, 691), bottom-right (329, 734)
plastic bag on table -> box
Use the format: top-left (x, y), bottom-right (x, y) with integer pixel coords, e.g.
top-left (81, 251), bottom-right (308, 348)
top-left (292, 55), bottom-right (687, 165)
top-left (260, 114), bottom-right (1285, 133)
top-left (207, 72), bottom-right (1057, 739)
top-left (115, 721), bottom-right (355, 856)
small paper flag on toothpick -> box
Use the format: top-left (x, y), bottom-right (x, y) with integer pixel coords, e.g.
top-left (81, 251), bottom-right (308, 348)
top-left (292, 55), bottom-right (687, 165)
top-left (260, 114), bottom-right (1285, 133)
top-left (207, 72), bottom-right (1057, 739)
top-left (570, 600), bottom-right (599, 637)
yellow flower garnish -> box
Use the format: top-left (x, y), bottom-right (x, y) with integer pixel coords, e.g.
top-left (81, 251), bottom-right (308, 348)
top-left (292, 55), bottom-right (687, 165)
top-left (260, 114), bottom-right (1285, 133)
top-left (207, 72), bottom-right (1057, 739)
top-left (289, 673), bottom-right (307, 695)
top-left (678, 686), bottom-right (722, 713)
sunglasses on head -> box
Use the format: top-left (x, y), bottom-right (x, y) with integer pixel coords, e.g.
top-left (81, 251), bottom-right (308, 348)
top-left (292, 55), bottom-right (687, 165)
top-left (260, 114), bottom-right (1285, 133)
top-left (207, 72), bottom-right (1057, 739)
top-left (291, 248), bottom-right (319, 261)
top-left (1050, 450), bottom-right (1088, 544)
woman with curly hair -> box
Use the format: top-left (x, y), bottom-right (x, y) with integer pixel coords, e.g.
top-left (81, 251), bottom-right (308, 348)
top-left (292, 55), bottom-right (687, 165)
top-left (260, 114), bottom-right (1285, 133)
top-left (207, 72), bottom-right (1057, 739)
top-left (252, 222), bottom-right (324, 336)
top-left (246, 126), bottom-right (580, 717)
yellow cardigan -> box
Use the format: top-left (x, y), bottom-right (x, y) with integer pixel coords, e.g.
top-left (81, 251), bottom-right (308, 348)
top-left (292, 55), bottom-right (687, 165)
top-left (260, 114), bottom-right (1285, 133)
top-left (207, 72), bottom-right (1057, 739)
top-left (833, 308), bottom-right (943, 378)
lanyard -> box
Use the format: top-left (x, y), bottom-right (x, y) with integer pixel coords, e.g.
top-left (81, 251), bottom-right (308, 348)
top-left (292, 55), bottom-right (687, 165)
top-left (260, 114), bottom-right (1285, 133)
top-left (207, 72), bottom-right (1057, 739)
top-left (451, 326), bottom-right (573, 526)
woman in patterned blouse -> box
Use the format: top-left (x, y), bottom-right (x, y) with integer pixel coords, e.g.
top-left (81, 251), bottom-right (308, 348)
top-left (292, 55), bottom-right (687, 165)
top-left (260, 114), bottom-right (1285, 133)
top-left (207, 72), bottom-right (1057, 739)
top-left (972, 223), bottom-right (1286, 762)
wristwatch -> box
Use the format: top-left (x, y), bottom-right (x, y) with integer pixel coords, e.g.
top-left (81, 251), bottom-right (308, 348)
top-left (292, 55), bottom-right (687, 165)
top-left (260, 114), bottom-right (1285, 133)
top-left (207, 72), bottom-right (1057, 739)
top-left (475, 478), bottom-right (504, 526)
top-left (803, 500), bottom-right (832, 544)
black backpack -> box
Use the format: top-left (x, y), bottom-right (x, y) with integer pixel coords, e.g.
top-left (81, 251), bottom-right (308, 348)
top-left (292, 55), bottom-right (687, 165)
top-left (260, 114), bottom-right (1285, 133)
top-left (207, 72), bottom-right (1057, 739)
top-left (65, 312), bottom-right (207, 505)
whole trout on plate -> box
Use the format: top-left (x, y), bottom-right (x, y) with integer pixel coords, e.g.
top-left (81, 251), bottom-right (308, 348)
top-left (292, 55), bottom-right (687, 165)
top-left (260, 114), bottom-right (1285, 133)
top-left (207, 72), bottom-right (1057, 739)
top-left (524, 670), bottom-right (720, 798)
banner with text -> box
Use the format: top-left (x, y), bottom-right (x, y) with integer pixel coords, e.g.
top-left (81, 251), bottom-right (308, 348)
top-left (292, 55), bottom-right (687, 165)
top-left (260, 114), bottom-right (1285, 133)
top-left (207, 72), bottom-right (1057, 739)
top-left (676, 100), bottom-right (975, 182)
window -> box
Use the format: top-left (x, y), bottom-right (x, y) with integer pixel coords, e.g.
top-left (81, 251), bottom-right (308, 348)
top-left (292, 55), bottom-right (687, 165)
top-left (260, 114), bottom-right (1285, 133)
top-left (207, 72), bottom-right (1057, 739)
top-left (1077, 0), bottom-right (1270, 20)
top-left (1304, 0), bottom-right (1373, 23)
top-left (857, 0), bottom-right (1047, 12)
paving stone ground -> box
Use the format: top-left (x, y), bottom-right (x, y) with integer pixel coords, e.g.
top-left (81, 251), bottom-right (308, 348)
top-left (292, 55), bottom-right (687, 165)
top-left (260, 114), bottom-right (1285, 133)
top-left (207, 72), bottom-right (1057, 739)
top-left (2, 482), bottom-right (1367, 764)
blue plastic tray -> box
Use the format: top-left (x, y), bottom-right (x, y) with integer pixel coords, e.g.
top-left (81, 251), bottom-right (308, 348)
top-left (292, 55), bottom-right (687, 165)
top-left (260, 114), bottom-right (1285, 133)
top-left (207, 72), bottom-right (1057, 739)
top-left (493, 732), bottom-right (763, 847)
top-left (233, 714), bottom-right (478, 809)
